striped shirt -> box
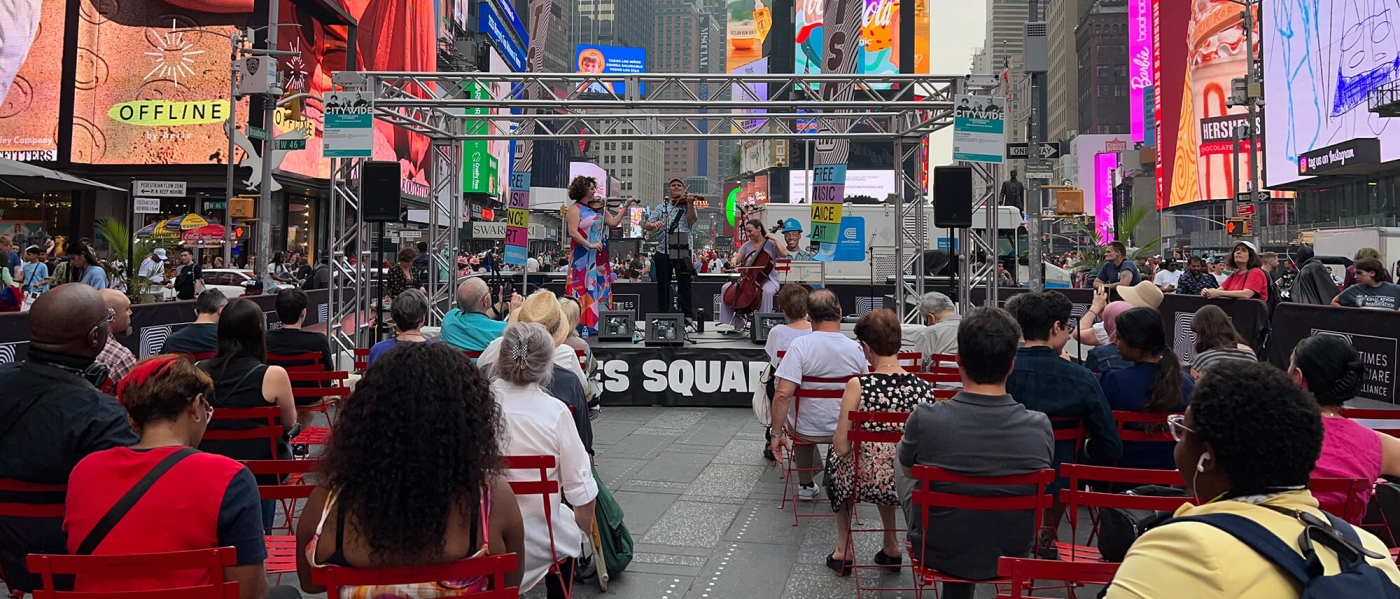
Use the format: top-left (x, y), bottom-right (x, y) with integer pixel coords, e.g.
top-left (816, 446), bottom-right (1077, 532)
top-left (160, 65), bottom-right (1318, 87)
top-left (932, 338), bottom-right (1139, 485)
top-left (1191, 347), bottom-right (1257, 375)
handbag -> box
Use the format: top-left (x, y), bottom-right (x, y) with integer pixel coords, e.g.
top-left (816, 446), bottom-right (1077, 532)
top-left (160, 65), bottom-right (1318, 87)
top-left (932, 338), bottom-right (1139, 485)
top-left (752, 364), bottom-right (774, 426)
top-left (1095, 485), bottom-right (1190, 562)
top-left (590, 465), bottom-right (633, 573)
top-left (0, 267), bottom-right (22, 312)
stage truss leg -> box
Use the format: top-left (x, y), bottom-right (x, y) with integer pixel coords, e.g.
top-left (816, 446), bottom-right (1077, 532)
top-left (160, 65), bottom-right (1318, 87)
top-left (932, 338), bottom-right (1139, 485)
top-left (426, 135), bottom-right (463, 324)
top-left (956, 161), bottom-right (1001, 315)
top-left (894, 135), bottom-right (928, 323)
top-left (328, 156), bottom-right (370, 366)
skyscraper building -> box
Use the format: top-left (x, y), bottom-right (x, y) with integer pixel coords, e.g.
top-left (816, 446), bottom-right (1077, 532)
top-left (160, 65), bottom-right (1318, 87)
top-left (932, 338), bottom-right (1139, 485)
top-left (985, 0), bottom-right (1030, 76)
top-left (653, 0), bottom-right (716, 190)
top-left (1076, 1), bottom-right (1130, 135)
top-left (572, 0), bottom-right (654, 49)
top-left (1048, 0), bottom-right (1094, 142)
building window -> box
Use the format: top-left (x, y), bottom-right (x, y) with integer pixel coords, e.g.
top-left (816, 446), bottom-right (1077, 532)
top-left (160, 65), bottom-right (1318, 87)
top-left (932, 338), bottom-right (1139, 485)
top-left (1114, 85), bottom-right (1126, 96)
top-left (1114, 64), bottom-right (1127, 77)
top-left (1096, 65), bottom-right (1111, 77)
top-left (1097, 85), bottom-right (1108, 97)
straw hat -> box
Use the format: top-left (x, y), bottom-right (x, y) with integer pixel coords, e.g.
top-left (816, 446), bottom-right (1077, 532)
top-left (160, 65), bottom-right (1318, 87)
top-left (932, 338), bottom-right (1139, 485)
top-left (508, 290), bottom-right (570, 347)
top-left (1117, 280), bottom-right (1164, 309)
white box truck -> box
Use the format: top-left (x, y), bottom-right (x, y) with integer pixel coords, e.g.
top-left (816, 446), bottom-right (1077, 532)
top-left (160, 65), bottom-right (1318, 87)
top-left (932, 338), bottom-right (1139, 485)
top-left (1312, 227), bottom-right (1400, 275)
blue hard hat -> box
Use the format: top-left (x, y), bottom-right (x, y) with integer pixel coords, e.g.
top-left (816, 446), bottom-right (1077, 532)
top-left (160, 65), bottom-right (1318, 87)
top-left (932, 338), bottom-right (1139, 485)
top-left (782, 218), bottom-right (803, 233)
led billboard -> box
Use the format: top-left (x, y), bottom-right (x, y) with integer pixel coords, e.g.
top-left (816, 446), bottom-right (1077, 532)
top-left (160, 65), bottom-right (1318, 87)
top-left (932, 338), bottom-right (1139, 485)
top-left (575, 45), bottom-right (646, 95)
top-left (0, 0), bottom-right (67, 161)
top-left (1263, 0), bottom-right (1400, 187)
top-left (794, 0), bottom-right (931, 77)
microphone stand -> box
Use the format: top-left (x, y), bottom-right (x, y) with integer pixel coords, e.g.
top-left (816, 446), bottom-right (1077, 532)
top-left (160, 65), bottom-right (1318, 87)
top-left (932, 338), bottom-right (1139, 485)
top-left (869, 234), bottom-right (877, 318)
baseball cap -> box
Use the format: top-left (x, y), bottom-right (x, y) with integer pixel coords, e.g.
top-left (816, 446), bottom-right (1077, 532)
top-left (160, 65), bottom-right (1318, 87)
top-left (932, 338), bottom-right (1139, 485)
top-left (153, 248), bottom-right (167, 260)
top-left (782, 218), bottom-right (803, 233)
top-left (1233, 240), bottom-right (1259, 254)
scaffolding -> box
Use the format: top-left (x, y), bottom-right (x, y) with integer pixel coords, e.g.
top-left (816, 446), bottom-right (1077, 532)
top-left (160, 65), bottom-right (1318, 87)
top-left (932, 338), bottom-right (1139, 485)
top-left (325, 72), bottom-right (1000, 358)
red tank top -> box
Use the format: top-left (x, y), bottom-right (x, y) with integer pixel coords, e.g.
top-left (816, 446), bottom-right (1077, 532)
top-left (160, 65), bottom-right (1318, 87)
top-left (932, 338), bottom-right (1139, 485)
top-left (63, 446), bottom-right (245, 592)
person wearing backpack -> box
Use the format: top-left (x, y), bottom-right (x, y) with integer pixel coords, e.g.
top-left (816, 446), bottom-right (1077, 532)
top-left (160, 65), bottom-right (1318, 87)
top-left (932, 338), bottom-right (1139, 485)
top-left (1105, 362), bottom-right (1400, 599)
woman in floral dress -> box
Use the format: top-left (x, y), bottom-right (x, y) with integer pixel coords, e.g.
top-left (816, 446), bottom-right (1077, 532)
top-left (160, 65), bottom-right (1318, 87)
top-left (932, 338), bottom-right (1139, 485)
top-left (825, 309), bottom-right (935, 577)
top-left (564, 176), bottom-right (633, 334)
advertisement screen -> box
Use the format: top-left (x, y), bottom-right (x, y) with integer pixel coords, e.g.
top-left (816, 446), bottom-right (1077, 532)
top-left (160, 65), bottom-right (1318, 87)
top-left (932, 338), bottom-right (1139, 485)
top-left (69, 0), bottom-right (434, 192)
top-left (0, 0), bottom-right (67, 161)
top-left (1155, 0), bottom-right (1286, 207)
top-left (569, 161), bottom-right (607, 189)
top-left (727, 0), bottom-right (773, 73)
top-left (575, 44), bottom-right (646, 95)
top-left (789, 169), bottom-right (897, 203)
top-left (1128, 0), bottom-right (1151, 142)
top-left (1264, 0), bottom-right (1400, 187)
top-left (794, 0), bottom-right (931, 78)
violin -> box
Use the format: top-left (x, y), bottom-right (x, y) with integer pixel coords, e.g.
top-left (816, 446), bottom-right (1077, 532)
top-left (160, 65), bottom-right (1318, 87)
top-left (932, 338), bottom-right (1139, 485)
top-left (722, 236), bottom-right (775, 314)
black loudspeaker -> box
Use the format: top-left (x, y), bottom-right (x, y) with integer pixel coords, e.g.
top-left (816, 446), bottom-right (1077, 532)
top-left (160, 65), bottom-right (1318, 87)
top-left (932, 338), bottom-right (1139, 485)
top-left (933, 165), bottom-right (973, 228)
top-left (361, 161), bottom-right (401, 223)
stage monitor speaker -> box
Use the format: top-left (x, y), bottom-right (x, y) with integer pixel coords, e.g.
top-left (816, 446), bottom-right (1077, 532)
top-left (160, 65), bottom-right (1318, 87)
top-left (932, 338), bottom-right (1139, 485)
top-left (361, 161), bottom-right (401, 223)
top-left (933, 165), bottom-right (973, 228)
top-left (598, 311), bottom-right (636, 342)
top-left (644, 313), bottom-right (686, 346)
top-left (750, 313), bottom-right (785, 344)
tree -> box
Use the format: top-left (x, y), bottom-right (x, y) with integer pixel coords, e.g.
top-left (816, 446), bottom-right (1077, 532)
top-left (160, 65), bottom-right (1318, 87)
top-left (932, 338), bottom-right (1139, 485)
top-left (92, 217), bottom-right (163, 304)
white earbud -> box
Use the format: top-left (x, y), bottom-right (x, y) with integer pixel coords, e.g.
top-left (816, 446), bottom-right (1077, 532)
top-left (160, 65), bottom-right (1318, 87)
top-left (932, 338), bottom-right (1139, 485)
top-left (1196, 452), bottom-right (1210, 473)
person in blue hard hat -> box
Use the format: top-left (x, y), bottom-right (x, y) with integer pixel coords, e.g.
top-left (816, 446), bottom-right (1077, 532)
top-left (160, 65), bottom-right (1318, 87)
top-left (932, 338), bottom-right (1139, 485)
top-left (782, 219), bottom-right (816, 261)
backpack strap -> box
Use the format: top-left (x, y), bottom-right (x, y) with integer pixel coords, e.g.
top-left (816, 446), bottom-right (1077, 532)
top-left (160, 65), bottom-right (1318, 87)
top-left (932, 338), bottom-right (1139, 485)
top-left (1172, 514), bottom-right (1322, 586)
top-left (76, 447), bottom-right (197, 555)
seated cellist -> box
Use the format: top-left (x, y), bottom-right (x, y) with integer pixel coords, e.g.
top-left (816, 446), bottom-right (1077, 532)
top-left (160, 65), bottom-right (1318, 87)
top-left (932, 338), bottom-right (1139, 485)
top-left (720, 219), bottom-right (788, 333)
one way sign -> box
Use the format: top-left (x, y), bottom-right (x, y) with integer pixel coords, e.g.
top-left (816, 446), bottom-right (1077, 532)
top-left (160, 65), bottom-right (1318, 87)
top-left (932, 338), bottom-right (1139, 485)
top-left (1006, 142), bottom-right (1063, 160)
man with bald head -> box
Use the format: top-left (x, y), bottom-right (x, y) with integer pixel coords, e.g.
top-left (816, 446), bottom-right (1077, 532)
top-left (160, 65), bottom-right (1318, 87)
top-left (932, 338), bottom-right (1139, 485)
top-left (0, 285), bottom-right (137, 592)
top-left (95, 289), bottom-right (138, 392)
top-left (440, 277), bottom-right (524, 352)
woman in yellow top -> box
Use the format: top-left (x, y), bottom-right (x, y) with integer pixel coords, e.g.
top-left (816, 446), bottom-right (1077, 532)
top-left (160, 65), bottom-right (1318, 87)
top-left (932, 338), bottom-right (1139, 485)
top-left (1105, 361), bottom-right (1400, 599)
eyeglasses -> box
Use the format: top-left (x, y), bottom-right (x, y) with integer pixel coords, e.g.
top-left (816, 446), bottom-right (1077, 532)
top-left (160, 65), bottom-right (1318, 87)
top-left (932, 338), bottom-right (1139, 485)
top-left (1166, 414), bottom-right (1193, 442)
top-left (88, 308), bottom-right (116, 339)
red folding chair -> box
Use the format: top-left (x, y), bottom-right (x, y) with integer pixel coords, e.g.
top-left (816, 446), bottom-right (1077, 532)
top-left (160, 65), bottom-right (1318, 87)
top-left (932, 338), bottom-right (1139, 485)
top-left (924, 353), bottom-right (958, 377)
top-left (243, 459), bottom-right (320, 581)
top-left (1057, 464), bottom-right (1191, 562)
top-left (994, 557), bottom-right (1120, 599)
top-left (907, 466), bottom-right (1056, 597)
top-left (502, 455), bottom-right (573, 599)
top-left (778, 376), bottom-right (852, 526)
top-left (0, 479), bottom-right (66, 597)
top-left (896, 352), bottom-right (924, 372)
top-left (267, 352), bottom-right (326, 372)
top-left (1339, 408), bottom-right (1400, 437)
top-left (844, 411), bottom-right (913, 598)
top-left (1049, 417), bottom-right (1087, 464)
top-left (286, 370), bottom-right (351, 447)
top-left (202, 406), bottom-right (286, 461)
top-left (26, 548), bottom-right (239, 599)
top-left (464, 350), bottom-right (483, 362)
top-left (1112, 411), bottom-right (1179, 443)
top-left (913, 372), bottom-right (961, 400)
top-left (352, 348), bottom-right (371, 374)
top-left (1308, 477), bottom-right (1371, 524)
top-left (311, 553), bottom-right (520, 599)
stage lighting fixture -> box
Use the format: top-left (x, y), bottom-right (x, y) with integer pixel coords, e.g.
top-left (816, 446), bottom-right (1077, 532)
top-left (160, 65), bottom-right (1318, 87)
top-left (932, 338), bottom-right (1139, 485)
top-left (751, 312), bottom-right (785, 344)
top-left (598, 311), bottom-right (635, 342)
top-left (644, 313), bottom-right (686, 346)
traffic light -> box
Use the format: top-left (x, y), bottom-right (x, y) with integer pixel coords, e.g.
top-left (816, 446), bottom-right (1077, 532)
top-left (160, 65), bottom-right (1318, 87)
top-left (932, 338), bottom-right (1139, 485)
top-left (1225, 218), bottom-right (1251, 237)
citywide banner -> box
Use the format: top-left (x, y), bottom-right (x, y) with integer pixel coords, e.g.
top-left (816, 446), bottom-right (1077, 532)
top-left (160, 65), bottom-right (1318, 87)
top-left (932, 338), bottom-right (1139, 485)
top-left (591, 344), bottom-right (771, 407)
top-left (1269, 303), bottom-right (1399, 405)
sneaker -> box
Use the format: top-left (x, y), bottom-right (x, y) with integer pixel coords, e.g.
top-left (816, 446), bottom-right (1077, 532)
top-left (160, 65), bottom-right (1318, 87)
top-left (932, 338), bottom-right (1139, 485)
top-left (797, 483), bottom-right (821, 501)
top-left (574, 554), bottom-right (597, 582)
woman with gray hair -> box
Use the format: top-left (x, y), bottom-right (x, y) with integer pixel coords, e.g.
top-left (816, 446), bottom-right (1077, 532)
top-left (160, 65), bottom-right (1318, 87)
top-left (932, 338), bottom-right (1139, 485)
top-left (493, 322), bottom-right (598, 598)
top-left (366, 289), bottom-right (432, 367)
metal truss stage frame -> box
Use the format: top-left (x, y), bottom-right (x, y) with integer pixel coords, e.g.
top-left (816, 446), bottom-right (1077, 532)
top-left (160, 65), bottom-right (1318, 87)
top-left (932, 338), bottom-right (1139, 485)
top-left (326, 72), bottom-right (1003, 360)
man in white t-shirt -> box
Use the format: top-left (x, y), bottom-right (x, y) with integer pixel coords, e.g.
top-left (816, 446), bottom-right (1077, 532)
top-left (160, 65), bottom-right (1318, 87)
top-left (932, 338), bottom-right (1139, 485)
top-left (1152, 260), bottom-right (1181, 292)
top-left (137, 248), bottom-right (167, 296)
top-left (526, 255), bottom-right (539, 272)
top-left (769, 288), bottom-right (869, 500)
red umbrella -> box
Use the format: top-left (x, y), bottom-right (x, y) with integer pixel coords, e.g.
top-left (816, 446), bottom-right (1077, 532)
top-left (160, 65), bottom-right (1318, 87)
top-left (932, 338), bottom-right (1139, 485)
top-left (182, 224), bottom-right (227, 244)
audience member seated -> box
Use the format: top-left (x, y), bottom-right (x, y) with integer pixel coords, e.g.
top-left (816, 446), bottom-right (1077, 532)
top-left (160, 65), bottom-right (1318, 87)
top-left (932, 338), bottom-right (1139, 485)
top-left (441, 278), bottom-right (523, 353)
top-left (558, 297), bottom-right (601, 410)
top-left (910, 291), bottom-right (959, 367)
top-left (897, 307), bottom-right (1053, 599)
top-left (0, 286), bottom-right (138, 593)
top-left (1334, 257), bottom-right (1400, 311)
top-left (163, 289), bottom-right (228, 356)
top-left (95, 289), bottom-right (137, 391)
top-left (66, 356), bottom-right (271, 599)
top-left (1076, 282), bottom-right (1164, 349)
top-left (197, 298), bottom-right (297, 529)
top-left (769, 288), bottom-right (870, 501)
top-left (491, 323), bottom-right (597, 598)
top-left (296, 343), bottom-right (526, 596)
top-left (1005, 291), bottom-right (1122, 557)
top-left (367, 289), bottom-right (433, 368)
top-left (1099, 307), bottom-right (1193, 470)
top-left (1105, 363), bottom-right (1400, 598)
top-left (825, 310), bottom-right (930, 576)
top-left (478, 291), bottom-right (593, 454)
top-left (1292, 335), bottom-right (1400, 524)
top-left (1083, 301), bottom-right (1134, 374)
top-left (1189, 305), bottom-right (1256, 379)
top-left (265, 288), bottom-right (333, 430)
top-left (762, 284), bottom-right (814, 461)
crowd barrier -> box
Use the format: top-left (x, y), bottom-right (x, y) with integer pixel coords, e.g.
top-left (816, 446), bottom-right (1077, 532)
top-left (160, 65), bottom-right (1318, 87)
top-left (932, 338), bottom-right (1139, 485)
top-left (0, 290), bottom-right (330, 364)
top-left (1268, 303), bottom-right (1400, 404)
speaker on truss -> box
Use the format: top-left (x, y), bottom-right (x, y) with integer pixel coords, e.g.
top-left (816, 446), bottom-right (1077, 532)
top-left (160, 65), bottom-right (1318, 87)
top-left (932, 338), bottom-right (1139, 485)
top-left (361, 161), bottom-right (401, 223)
top-left (933, 165), bottom-right (973, 228)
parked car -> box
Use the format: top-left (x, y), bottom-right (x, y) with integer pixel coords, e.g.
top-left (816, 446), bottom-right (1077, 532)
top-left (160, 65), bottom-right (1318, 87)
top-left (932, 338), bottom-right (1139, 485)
top-left (199, 269), bottom-right (294, 298)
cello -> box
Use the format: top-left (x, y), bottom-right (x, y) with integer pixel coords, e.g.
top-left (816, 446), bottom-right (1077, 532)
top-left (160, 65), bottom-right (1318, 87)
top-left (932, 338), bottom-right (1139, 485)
top-left (721, 223), bottom-right (783, 314)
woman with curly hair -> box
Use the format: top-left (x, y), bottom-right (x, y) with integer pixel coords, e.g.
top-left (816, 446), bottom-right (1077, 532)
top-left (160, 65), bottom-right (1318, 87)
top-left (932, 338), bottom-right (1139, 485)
top-left (295, 343), bottom-right (525, 597)
top-left (492, 322), bottom-right (597, 597)
top-left (564, 176), bottom-right (634, 335)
